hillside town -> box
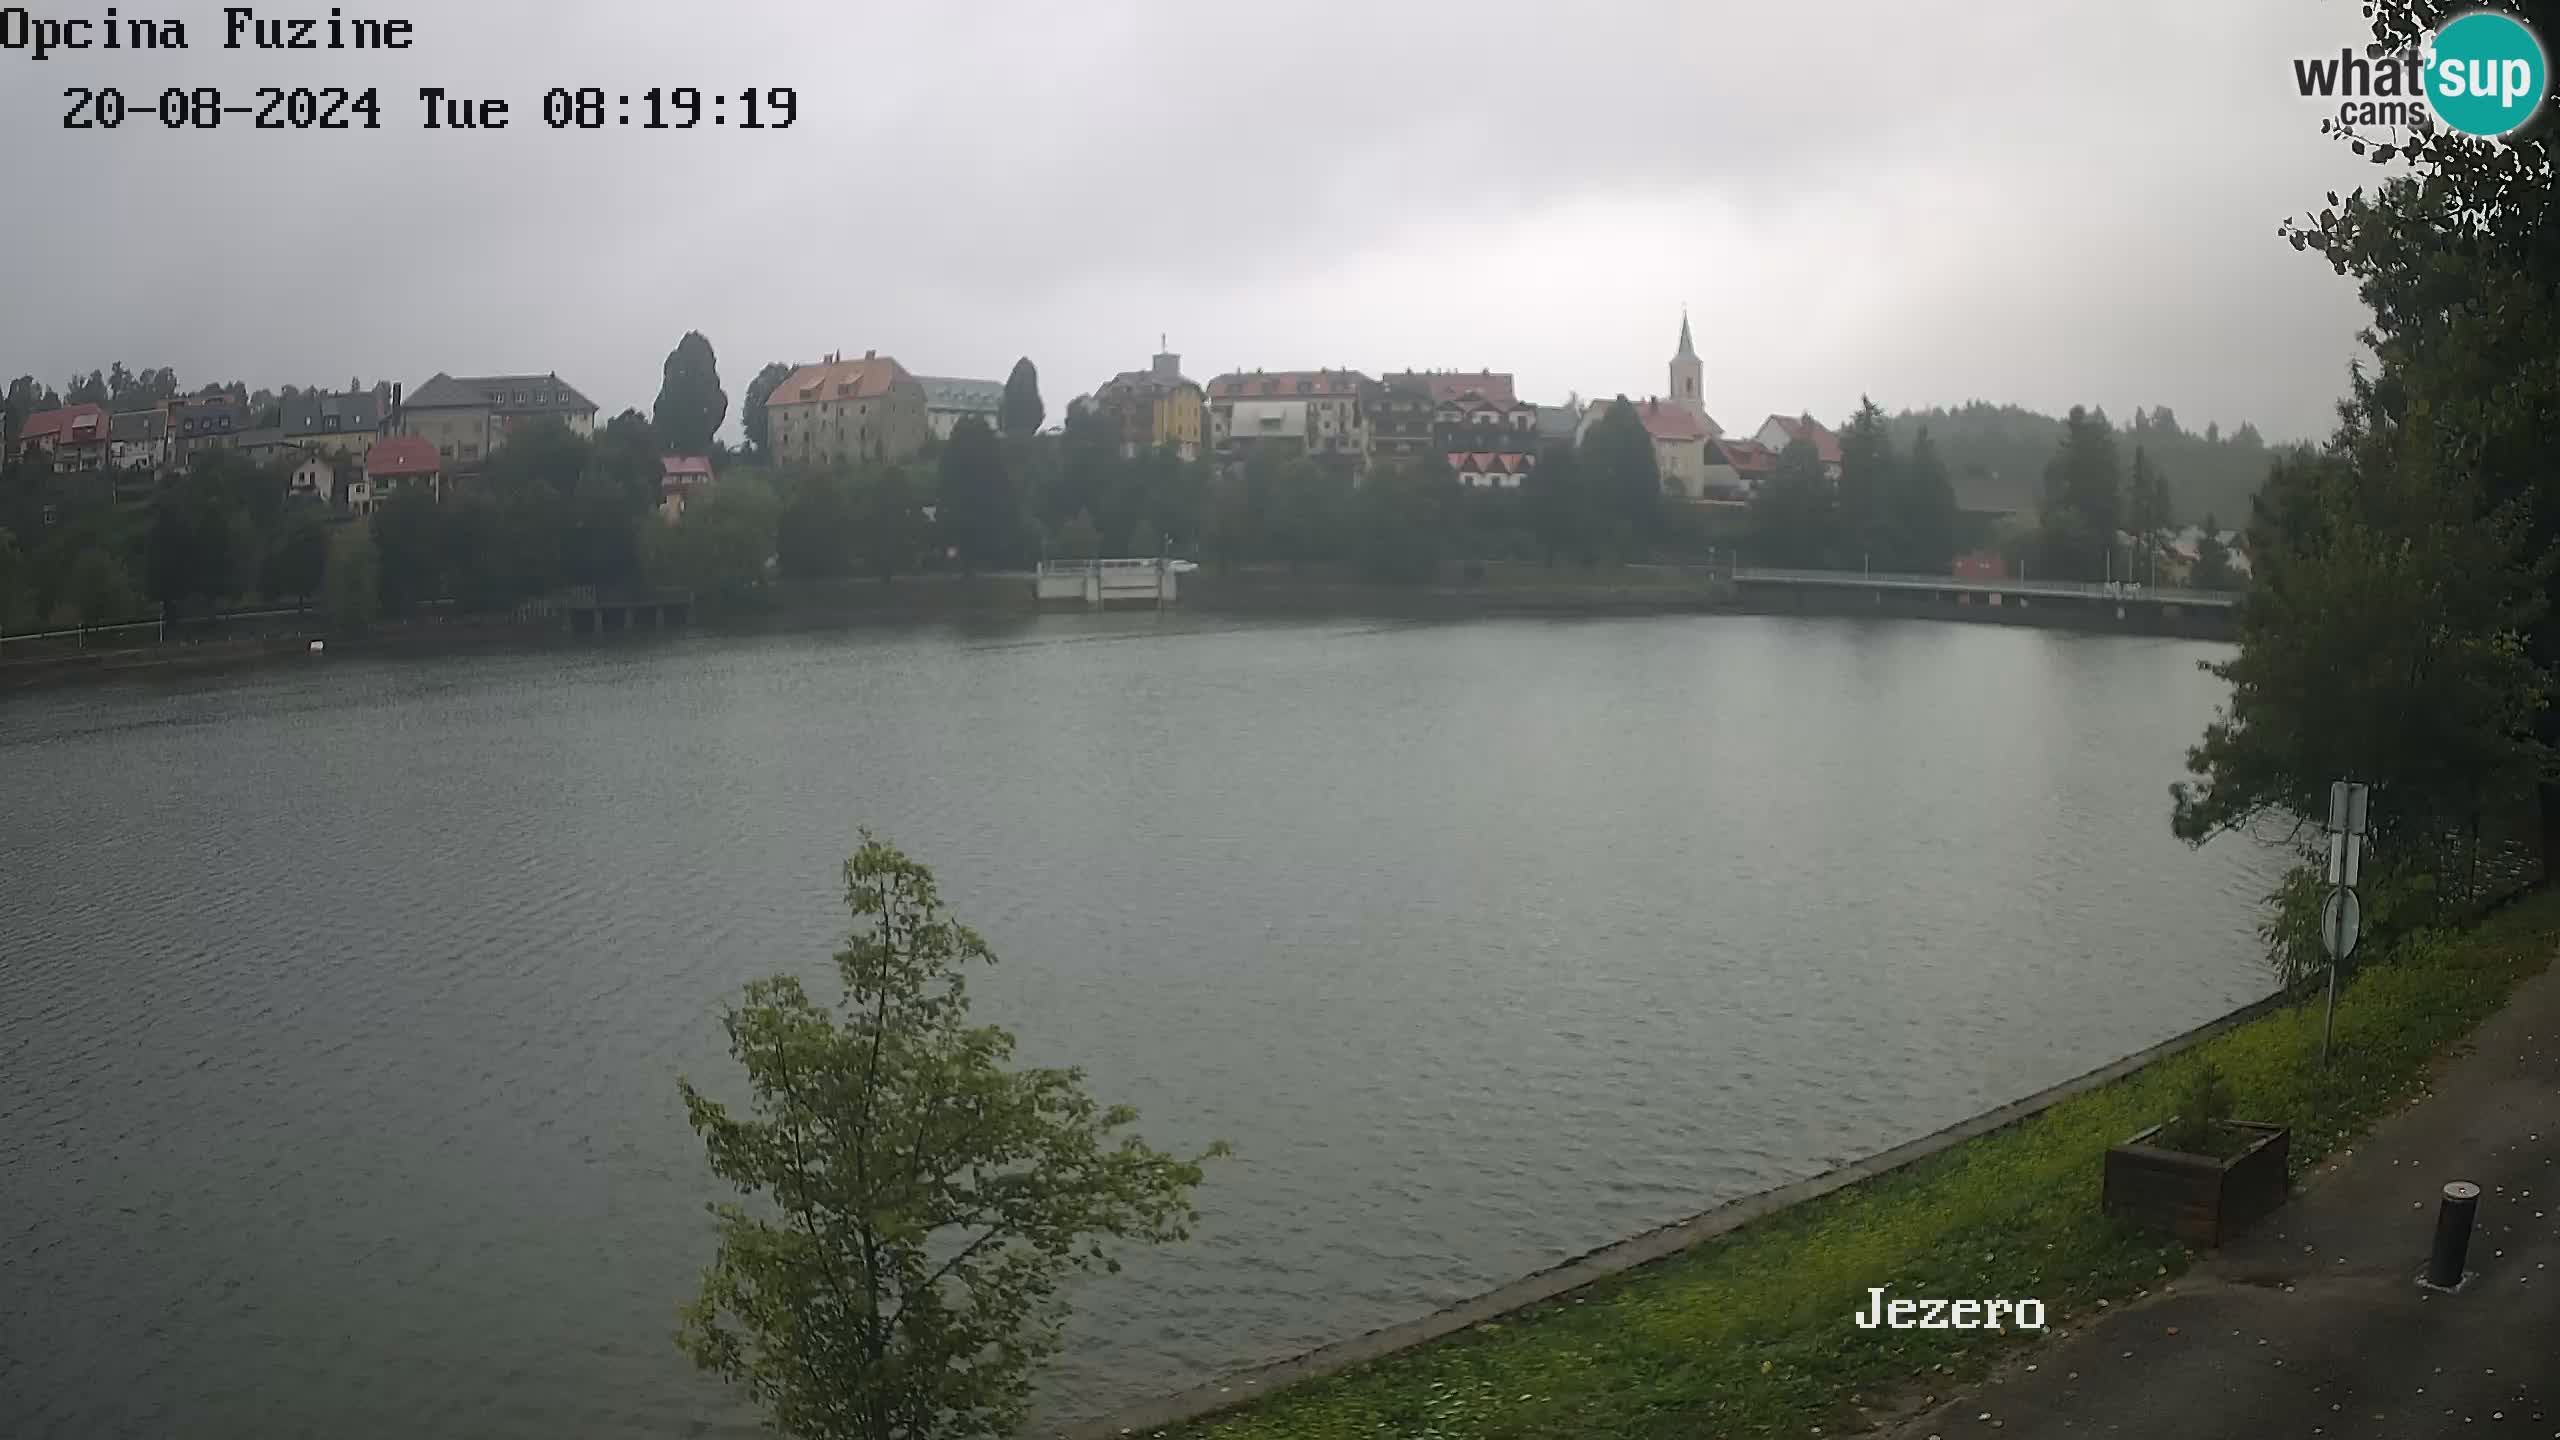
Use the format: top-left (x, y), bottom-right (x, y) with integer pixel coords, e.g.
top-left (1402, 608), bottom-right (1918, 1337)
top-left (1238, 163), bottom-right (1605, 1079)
top-left (5, 315), bottom-right (1836, 516)
top-left (0, 310), bottom-right (2254, 640)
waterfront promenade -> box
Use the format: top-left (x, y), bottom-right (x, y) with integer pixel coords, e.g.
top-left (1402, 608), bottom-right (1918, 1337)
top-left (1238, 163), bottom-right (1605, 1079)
top-left (1890, 960), bottom-right (2560, 1438)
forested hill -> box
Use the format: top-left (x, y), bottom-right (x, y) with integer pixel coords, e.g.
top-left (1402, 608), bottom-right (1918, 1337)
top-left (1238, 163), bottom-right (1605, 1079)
top-left (1883, 402), bottom-right (2290, 524)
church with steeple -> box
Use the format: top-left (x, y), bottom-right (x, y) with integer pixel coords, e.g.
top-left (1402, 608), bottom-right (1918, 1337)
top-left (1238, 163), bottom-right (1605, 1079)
top-left (1669, 309), bottom-right (1710, 428)
top-left (1579, 309), bottom-right (1725, 496)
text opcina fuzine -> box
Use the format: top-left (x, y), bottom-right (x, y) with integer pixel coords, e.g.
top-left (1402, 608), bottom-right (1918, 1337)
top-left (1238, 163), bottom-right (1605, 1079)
top-left (2, 7), bottom-right (417, 62)
top-left (1853, 1287), bottom-right (2048, 1332)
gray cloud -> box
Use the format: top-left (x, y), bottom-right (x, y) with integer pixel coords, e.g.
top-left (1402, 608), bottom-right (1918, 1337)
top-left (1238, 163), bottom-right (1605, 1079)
top-left (2, 0), bottom-right (2387, 442)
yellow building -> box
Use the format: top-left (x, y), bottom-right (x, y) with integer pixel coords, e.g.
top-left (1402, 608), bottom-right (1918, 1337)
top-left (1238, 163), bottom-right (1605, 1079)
top-left (1092, 342), bottom-right (1204, 460)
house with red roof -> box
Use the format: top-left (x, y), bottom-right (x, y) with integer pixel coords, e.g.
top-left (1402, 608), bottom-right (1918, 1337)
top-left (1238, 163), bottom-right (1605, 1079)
top-left (659, 454), bottom-right (715, 522)
top-left (1751, 414), bottom-right (1844, 480)
top-left (1448, 451), bottom-right (1536, 490)
top-left (1207, 369), bottom-right (1371, 464)
top-left (14, 404), bottom-right (111, 472)
top-left (1704, 437), bottom-right (1780, 497)
top-left (1579, 396), bottom-right (1719, 499)
top-left (365, 434), bottom-right (444, 501)
top-left (764, 351), bottom-right (929, 467)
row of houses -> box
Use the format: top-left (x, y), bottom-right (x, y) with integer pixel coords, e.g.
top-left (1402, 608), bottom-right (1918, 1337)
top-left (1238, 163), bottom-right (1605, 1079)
top-left (8, 313), bottom-right (1840, 526)
top-left (8, 371), bottom-right (614, 516)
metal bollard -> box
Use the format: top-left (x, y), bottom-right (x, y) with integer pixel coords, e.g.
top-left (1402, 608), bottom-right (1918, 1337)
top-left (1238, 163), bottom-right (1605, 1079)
top-left (2429, 1181), bottom-right (2481, 1289)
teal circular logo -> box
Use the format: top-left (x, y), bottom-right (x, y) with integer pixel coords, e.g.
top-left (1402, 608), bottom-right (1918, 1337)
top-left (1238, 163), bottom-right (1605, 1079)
top-left (2426, 12), bottom-right (2548, 137)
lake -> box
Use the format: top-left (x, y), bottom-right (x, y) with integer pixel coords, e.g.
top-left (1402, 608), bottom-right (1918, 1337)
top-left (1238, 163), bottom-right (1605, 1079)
top-left (0, 612), bottom-right (2284, 1437)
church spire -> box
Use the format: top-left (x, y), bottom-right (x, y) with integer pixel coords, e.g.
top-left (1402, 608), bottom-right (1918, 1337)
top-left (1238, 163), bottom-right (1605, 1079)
top-left (1676, 306), bottom-right (1696, 360)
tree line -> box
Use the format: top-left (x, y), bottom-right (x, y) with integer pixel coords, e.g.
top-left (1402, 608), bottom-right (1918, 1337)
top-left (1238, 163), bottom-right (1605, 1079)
top-left (2170, 0), bottom-right (2560, 970)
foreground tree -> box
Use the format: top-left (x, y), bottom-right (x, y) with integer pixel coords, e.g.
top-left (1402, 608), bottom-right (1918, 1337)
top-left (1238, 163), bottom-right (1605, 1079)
top-left (678, 837), bottom-right (1226, 1440)
top-left (2286, 0), bottom-right (2560, 864)
top-left (654, 331), bottom-right (730, 456)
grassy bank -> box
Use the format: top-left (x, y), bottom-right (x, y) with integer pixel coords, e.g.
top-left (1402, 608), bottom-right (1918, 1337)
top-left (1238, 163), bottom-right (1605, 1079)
top-left (1157, 891), bottom-right (2560, 1440)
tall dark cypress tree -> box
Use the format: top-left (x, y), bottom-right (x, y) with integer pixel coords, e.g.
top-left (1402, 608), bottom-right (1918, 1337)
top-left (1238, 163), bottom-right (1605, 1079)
top-left (1000, 359), bottom-right (1045, 441)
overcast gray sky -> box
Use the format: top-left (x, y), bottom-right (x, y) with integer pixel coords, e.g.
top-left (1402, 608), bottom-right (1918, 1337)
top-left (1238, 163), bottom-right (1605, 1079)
top-left (3, 0), bottom-right (2386, 442)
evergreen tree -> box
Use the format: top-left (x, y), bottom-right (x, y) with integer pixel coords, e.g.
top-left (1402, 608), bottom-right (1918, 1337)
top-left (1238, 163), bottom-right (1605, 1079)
top-left (741, 362), bottom-right (794, 458)
top-left (935, 417), bottom-right (1014, 576)
top-left (653, 331), bottom-right (729, 455)
top-left (2036, 405), bottom-right (2123, 581)
top-left (2192, 513), bottom-right (2236, 591)
top-left (1834, 396), bottom-right (1896, 567)
top-left (1750, 437), bottom-right (1835, 567)
top-left (1000, 358), bottom-right (1045, 441)
top-left (1892, 426), bottom-right (1958, 573)
top-left (1523, 440), bottom-right (1587, 566)
top-left (1582, 398), bottom-right (1662, 557)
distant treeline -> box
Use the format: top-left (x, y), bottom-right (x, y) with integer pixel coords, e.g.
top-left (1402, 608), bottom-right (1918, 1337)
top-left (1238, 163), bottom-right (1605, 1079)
top-left (1885, 402), bottom-right (2278, 519)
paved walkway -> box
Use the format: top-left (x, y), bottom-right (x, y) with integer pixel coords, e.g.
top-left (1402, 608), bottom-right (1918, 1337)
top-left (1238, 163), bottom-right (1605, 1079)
top-left (1886, 963), bottom-right (2560, 1439)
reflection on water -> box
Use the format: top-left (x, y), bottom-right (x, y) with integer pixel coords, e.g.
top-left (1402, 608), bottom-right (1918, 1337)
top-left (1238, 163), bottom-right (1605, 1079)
top-left (0, 612), bottom-right (2282, 1437)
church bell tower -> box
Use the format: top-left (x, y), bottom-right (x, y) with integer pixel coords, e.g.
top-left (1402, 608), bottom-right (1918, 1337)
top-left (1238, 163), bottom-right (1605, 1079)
top-left (1669, 307), bottom-right (1704, 421)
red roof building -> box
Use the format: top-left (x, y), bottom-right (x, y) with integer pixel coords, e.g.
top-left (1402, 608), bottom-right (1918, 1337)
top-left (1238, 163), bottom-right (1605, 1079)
top-left (1707, 436), bottom-right (1779, 492)
top-left (16, 403), bottom-right (111, 467)
top-left (1381, 370), bottom-right (1517, 407)
top-left (1753, 413), bottom-right (1844, 473)
top-left (1447, 451), bottom-right (1536, 489)
top-left (366, 434), bottom-right (443, 482)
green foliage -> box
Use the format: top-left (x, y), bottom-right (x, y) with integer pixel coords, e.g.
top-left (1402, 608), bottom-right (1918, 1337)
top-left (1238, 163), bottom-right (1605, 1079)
top-left (1001, 358), bottom-right (1045, 441)
top-left (0, 526), bottom-right (23, 631)
top-left (936, 417), bottom-right (1015, 575)
top-left (2170, 448), bottom-right (2548, 850)
top-left (1056, 508), bottom-right (1102, 562)
top-left (321, 523), bottom-right (380, 633)
top-left (1833, 397), bottom-right (1893, 564)
top-left (1581, 398), bottom-right (1661, 556)
top-left (2156, 1061), bottom-right (2235, 1155)
top-left (653, 331), bottom-right (730, 456)
top-left (260, 511), bottom-right (329, 606)
top-left (1353, 461), bottom-right (1449, 586)
top-left (1261, 456), bottom-right (1350, 573)
top-left (1892, 426), bottom-right (1959, 573)
top-left (1750, 437), bottom-right (1834, 567)
top-left (66, 546), bottom-right (141, 625)
top-left (1883, 401), bottom-right (2286, 520)
top-left (677, 836), bottom-right (1227, 1440)
top-left (145, 484), bottom-right (244, 619)
top-left (371, 488), bottom-right (445, 614)
top-left (776, 471), bottom-right (859, 581)
top-left (2036, 406), bottom-right (2122, 581)
top-left (853, 464), bottom-right (927, 582)
top-left (743, 361), bottom-right (795, 458)
top-left (646, 473), bottom-right (780, 605)
top-left (1171, 893), bottom-right (2560, 1440)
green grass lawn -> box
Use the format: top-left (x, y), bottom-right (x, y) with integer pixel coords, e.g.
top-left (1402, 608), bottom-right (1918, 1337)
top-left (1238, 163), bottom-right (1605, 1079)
top-left (1161, 891), bottom-right (2560, 1440)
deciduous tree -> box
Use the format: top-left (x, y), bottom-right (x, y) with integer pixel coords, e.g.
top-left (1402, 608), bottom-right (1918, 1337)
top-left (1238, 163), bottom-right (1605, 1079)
top-left (678, 836), bottom-right (1226, 1440)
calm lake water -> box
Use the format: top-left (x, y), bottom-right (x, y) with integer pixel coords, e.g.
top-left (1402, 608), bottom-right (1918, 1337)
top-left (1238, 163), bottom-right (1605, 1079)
top-left (0, 612), bottom-right (2284, 1438)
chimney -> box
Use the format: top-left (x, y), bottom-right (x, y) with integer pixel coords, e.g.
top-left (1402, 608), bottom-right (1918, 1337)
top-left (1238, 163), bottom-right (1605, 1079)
top-left (864, 349), bottom-right (876, 361)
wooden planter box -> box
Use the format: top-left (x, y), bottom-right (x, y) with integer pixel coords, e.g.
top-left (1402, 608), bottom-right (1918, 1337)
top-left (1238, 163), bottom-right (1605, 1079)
top-left (2102, 1122), bottom-right (2290, 1247)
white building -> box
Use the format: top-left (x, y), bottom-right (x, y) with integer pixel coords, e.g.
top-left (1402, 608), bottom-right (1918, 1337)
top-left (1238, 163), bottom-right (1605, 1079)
top-left (916, 375), bottom-right (1006, 441)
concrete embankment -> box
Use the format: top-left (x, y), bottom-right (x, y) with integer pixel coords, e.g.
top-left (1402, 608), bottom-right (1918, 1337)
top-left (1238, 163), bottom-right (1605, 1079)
top-left (1057, 986), bottom-right (2295, 1439)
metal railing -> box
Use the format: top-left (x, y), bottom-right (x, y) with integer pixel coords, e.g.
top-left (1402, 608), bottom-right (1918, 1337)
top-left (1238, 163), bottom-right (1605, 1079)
top-left (1036, 558), bottom-right (1170, 576)
top-left (1730, 565), bottom-right (2240, 607)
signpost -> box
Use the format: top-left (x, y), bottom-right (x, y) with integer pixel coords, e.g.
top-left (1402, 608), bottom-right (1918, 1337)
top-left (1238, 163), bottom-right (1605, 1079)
top-left (2321, 780), bottom-right (2370, 1065)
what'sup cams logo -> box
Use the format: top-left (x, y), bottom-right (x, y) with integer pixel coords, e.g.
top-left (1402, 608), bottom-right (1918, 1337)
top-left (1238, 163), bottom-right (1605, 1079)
top-left (2294, 9), bottom-right (2548, 142)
